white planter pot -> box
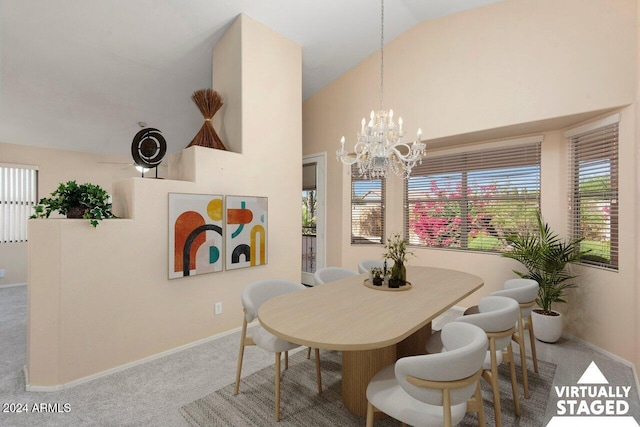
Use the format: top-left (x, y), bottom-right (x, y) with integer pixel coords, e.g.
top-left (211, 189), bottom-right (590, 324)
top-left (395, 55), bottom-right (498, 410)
top-left (531, 309), bottom-right (563, 343)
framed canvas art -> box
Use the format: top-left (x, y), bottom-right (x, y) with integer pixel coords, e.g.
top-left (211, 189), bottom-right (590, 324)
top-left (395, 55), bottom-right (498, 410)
top-left (225, 195), bottom-right (268, 270)
top-left (169, 193), bottom-right (224, 279)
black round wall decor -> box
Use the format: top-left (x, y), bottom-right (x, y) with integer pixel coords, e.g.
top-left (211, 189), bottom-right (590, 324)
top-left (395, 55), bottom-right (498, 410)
top-left (131, 128), bottom-right (167, 168)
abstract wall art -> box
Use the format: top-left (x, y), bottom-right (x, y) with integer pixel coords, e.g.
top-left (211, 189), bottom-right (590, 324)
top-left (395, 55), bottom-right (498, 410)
top-left (225, 195), bottom-right (268, 270)
top-left (169, 193), bottom-right (224, 279)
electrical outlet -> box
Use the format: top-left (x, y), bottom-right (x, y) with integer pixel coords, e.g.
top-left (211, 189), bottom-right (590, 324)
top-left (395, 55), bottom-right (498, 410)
top-left (214, 302), bottom-right (223, 315)
top-left (0, 269), bottom-right (5, 278)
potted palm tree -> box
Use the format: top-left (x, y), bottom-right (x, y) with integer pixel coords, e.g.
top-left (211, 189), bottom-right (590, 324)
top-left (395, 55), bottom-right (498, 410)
top-left (31, 180), bottom-right (116, 227)
top-left (502, 211), bottom-right (588, 343)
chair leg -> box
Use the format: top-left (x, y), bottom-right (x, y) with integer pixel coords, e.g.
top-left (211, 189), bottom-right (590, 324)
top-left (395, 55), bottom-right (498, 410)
top-left (275, 352), bottom-right (281, 421)
top-left (314, 348), bottom-right (322, 394)
top-left (443, 388), bottom-right (453, 427)
top-left (366, 402), bottom-right (375, 427)
top-left (233, 318), bottom-right (248, 395)
top-left (517, 314), bottom-right (530, 399)
top-left (467, 377), bottom-right (485, 427)
top-left (475, 381), bottom-right (486, 427)
top-left (506, 344), bottom-right (521, 416)
top-left (307, 347), bottom-right (311, 359)
top-left (526, 316), bottom-right (539, 373)
top-left (285, 351), bottom-right (289, 370)
top-left (487, 338), bottom-right (502, 427)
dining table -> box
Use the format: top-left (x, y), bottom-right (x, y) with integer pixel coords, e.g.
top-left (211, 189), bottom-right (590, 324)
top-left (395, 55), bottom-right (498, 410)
top-left (258, 265), bottom-right (484, 417)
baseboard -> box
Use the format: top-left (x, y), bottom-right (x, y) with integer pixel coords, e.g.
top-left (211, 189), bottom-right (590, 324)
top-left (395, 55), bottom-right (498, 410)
top-left (0, 282), bottom-right (27, 289)
top-left (562, 331), bottom-right (640, 393)
top-left (25, 323), bottom-right (251, 392)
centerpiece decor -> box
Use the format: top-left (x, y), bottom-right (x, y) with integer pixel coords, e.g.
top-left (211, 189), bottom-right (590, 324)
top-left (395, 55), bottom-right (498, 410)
top-left (383, 233), bottom-right (412, 288)
top-left (370, 267), bottom-right (384, 286)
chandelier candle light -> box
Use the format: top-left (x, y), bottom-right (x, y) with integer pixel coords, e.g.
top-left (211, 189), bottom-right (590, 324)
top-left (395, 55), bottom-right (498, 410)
top-left (337, 0), bottom-right (425, 179)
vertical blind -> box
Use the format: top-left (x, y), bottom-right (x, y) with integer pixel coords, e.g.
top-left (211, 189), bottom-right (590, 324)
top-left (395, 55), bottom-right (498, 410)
top-left (351, 164), bottom-right (385, 244)
top-left (404, 141), bottom-right (541, 251)
top-left (0, 165), bottom-right (38, 243)
top-left (567, 119), bottom-right (619, 269)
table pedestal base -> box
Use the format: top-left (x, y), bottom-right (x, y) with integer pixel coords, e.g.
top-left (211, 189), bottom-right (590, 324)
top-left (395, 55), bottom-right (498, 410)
top-left (342, 345), bottom-right (395, 417)
top-left (397, 322), bottom-right (432, 359)
top-left (341, 322), bottom-right (432, 417)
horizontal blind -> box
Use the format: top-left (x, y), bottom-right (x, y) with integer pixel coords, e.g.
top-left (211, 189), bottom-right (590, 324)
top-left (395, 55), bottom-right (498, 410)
top-left (568, 122), bottom-right (618, 269)
top-left (0, 165), bottom-right (38, 243)
top-left (405, 142), bottom-right (540, 251)
top-left (351, 164), bottom-right (385, 244)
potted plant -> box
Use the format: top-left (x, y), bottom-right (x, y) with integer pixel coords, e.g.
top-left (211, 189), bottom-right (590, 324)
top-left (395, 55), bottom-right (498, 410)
top-left (502, 211), bottom-right (588, 342)
top-left (370, 267), bottom-right (384, 286)
top-left (31, 180), bottom-right (116, 227)
top-left (383, 233), bottom-right (413, 288)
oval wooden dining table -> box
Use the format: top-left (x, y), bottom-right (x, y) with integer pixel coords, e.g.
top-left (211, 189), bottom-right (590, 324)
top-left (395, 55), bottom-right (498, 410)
top-left (258, 266), bottom-right (484, 417)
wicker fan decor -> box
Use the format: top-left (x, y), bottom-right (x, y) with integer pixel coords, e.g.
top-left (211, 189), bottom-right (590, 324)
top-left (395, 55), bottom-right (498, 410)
top-left (186, 89), bottom-right (227, 150)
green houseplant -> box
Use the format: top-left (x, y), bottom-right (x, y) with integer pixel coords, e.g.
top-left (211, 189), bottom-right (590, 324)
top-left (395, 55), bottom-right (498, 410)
top-left (502, 210), bottom-right (588, 342)
top-left (370, 267), bottom-right (384, 286)
top-left (31, 180), bottom-right (116, 227)
top-left (383, 233), bottom-right (413, 288)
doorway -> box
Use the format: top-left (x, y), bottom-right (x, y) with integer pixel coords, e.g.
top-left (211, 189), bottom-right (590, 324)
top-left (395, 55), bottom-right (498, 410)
top-left (302, 153), bottom-right (326, 285)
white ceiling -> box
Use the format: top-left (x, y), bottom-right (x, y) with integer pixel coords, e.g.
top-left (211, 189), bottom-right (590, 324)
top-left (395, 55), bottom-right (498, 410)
top-left (0, 0), bottom-right (502, 157)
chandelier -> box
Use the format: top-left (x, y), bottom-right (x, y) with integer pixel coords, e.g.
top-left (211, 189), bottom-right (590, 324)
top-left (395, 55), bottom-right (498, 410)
top-left (336, 0), bottom-right (425, 179)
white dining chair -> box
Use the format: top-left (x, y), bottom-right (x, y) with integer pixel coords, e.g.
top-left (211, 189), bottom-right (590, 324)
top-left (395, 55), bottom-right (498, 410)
top-left (428, 296), bottom-right (521, 427)
top-left (366, 322), bottom-right (488, 427)
top-left (233, 279), bottom-right (322, 421)
top-left (491, 278), bottom-right (539, 398)
top-left (357, 259), bottom-right (393, 274)
top-left (313, 266), bottom-right (358, 285)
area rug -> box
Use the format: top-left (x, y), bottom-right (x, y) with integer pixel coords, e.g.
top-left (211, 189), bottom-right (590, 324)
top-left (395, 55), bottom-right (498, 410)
top-left (180, 349), bottom-right (555, 426)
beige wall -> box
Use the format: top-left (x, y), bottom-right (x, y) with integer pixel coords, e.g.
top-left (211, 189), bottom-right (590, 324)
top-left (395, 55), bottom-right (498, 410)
top-left (0, 243), bottom-right (28, 286)
top-left (27, 14), bottom-right (302, 386)
top-left (0, 142), bottom-right (141, 286)
top-left (303, 0), bottom-right (639, 364)
top-left (634, 1), bottom-right (640, 372)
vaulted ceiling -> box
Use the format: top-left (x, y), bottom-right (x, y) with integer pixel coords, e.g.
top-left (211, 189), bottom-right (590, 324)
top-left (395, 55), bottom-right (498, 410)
top-left (0, 0), bottom-right (501, 156)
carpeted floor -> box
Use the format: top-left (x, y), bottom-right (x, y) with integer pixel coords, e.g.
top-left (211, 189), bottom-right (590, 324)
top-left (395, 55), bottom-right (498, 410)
top-left (181, 348), bottom-right (556, 426)
top-left (1, 285), bottom-right (638, 426)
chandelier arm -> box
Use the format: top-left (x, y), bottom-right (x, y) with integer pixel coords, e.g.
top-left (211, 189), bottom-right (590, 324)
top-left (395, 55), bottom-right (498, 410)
top-left (388, 145), bottom-right (422, 162)
top-left (337, 155), bottom-right (360, 166)
top-left (337, 143), bottom-right (367, 166)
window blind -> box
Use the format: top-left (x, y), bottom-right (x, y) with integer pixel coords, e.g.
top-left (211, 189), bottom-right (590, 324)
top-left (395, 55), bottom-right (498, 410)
top-left (405, 141), bottom-right (541, 251)
top-left (351, 165), bottom-right (385, 244)
top-left (568, 120), bottom-right (618, 269)
top-left (0, 165), bottom-right (38, 243)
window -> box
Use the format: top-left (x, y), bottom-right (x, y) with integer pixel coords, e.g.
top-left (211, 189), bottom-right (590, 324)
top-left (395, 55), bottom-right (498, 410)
top-left (0, 164), bottom-right (38, 243)
top-left (351, 165), bottom-right (385, 244)
top-left (566, 114), bottom-right (619, 270)
top-left (405, 138), bottom-right (541, 252)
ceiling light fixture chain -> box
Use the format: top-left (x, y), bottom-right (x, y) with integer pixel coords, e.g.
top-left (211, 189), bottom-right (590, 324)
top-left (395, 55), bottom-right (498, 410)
top-left (336, 0), bottom-right (425, 180)
top-left (380, 0), bottom-right (384, 111)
